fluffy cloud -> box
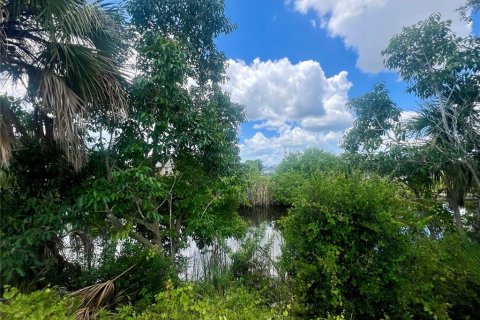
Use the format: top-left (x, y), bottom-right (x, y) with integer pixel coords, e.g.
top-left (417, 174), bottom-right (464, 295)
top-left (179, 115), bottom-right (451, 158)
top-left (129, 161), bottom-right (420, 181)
top-left (400, 110), bottom-right (418, 123)
top-left (223, 58), bottom-right (353, 165)
top-left (224, 58), bottom-right (353, 131)
top-left (240, 126), bottom-right (344, 166)
top-left (290, 0), bottom-right (471, 72)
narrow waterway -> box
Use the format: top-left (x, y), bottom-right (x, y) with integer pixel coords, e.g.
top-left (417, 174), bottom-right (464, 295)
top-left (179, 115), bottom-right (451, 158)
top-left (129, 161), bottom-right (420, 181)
top-left (180, 206), bottom-right (288, 281)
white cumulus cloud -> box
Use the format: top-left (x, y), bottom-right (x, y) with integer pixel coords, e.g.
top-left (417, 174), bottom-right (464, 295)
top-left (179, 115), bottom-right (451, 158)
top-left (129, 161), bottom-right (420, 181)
top-left (240, 127), bottom-right (344, 166)
top-left (224, 58), bottom-right (353, 131)
top-left (223, 58), bottom-right (353, 165)
top-left (289, 0), bottom-right (471, 73)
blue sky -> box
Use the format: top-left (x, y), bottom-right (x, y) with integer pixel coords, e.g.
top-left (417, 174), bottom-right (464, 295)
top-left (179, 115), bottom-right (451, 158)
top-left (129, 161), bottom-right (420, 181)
top-left (215, 0), bottom-right (480, 165)
top-left (4, 1), bottom-right (475, 166)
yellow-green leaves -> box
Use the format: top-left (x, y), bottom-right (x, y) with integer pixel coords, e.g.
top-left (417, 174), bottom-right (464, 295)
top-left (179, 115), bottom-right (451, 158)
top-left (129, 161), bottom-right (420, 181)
top-left (0, 286), bottom-right (77, 320)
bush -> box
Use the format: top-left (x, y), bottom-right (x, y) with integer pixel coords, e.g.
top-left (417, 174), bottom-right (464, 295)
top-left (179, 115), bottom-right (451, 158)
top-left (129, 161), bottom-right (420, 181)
top-left (80, 241), bottom-right (173, 307)
top-left (272, 149), bottom-right (346, 206)
top-left (0, 286), bottom-right (76, 319)
top-left (0, 284), bottom-right (292, 320)
top-left (281, 172), bottom-right (428, 318)
top-left (110, 282), bottom-right (289, 320)
top-left (419, 235), bottom-right (480, 319)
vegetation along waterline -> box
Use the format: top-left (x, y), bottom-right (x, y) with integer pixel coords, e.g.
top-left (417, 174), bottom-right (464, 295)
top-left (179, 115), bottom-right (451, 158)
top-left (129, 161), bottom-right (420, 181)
top-left (1, 0), bottom-right (480, 319)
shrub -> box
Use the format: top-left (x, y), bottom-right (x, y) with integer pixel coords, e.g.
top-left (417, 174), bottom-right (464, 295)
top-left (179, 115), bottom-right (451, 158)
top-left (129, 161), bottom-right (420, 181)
top-left (80, 241), bottom-right (173, 307)
top-left (281, 172), bottom-right (426, 318)
top-left (110, 283), bottom-right (289, 320)
top-left (0, 284), bottom-right (293, 320)
top-left (272, 149), bottom-right (346, 206)
top-left (0, 286), bottom-right (76, 319)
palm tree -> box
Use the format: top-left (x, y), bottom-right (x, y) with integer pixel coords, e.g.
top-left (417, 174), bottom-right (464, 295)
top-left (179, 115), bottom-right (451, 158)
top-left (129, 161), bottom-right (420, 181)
top-left (412, 99), bottom-right (480, 230)
top-left (0, 0), bottom-right (127, 170)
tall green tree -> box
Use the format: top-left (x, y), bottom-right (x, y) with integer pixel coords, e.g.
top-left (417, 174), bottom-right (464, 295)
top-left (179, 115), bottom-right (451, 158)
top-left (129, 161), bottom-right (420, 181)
top-left (126, 0), bottom-right (234, 85)
top-left (383, 14), bottom-right (480, 189)
top-left (0, 0), bottom-right (127, 170)
top-left (77, 0), bottom-right (246, 259)
top-left (344, 14), bottom-right (480, 230)
top-left (0, 0), bottom-right (128, 289)
top-left (383, 14), bottom-right (480, 230)
top-left (1, 0), bottom-right (246, 290)
top-left (341, 83), bottom-right (402, 154)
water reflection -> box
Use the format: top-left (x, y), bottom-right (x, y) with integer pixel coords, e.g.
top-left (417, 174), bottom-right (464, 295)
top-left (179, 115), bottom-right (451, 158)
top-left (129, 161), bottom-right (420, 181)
top-left (238, 206), bottom-right (287, 225)
top-left (180, 206), bottom-right (288, 281)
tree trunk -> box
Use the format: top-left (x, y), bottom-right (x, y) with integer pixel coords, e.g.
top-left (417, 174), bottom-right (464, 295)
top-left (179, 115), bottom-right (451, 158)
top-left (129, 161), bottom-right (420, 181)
top-left (43, 113), bottom-right (55, 147)
top-left (447, 196), bottom-right (463, 230)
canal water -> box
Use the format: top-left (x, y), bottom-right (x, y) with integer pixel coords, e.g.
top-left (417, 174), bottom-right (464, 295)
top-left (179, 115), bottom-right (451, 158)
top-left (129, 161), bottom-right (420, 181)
top-left (180, 206), bottom-right (288, 281)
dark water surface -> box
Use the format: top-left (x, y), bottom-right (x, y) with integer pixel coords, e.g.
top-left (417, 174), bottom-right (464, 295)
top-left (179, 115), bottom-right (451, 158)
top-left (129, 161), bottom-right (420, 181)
top-left (180, 206), bottom-right (289, 280)
top-left (238, 206), bottom-right (288, 224)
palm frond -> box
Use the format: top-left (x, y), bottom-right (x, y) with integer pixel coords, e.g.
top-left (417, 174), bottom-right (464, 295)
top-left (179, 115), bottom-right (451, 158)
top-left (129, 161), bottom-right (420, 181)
top-left (70, 265), bottom-right (135, 320)
top-left (61, 1), bottom-right (128, 114)
top-left (44, 42), bottom-right (127, 114)
top-left (59, 2), bottom-right (123, 53)
top-left (12, 0), bottom-right (83, 25)
top-left (2, 0), bottom-right (128, 169)
top-left (72, 280), bottom-right (115, 320)
top-left (410, 102), bottom-right (442, 136)
top-left (0, 112), bottom-right (13, 167)
top-left (0, 96), bottom-right (17, 167)
top-left (38, 71), bottom-right (87, 170)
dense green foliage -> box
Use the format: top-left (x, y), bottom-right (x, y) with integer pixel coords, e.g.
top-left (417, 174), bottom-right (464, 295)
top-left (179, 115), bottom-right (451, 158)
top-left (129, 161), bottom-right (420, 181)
top-left (272, 149), bottom-right (345, 205)
top-left (1, 1), bottom-right (480, 319)
top-left (0, 131), bottom-right (84, 290)
top-left (0, 284), bottom-right (287, 320)
top-left (282, 173), bottom-right (410, 317)
top-left (1, 0), bottom-right (246, 293)
top-left (280, 170), bottom-right (480, 318)
top-left (121, 283), bottom-right (285, 320)
top-left (0, 287), bottom-right (77, 319)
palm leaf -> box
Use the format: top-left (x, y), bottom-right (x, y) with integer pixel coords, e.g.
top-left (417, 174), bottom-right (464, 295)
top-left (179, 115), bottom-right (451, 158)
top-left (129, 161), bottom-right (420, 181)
top-left (43, 42), bottom-right (127, 113)
top-left (2, 0), bottom-right (128, 169)
top-left (0, 109), bottom-right (13, 167)
top-left (0, 95), bottom-right (23, 167)
top-left (72, 280), bottom-right (115, 320)
top-left (59, 2), bottom-right (123, 52)
top-left (38, 71), bottom-right (87, 170)
top-left (70, 264), bottom-right (135, 320)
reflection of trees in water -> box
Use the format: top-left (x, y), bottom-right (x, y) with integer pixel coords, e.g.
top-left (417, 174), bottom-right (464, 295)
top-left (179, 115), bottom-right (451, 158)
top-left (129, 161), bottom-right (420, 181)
top-left (180, 207), bottom-right (287, 281)
top-left (238, 206), bottom-right (288, 226)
